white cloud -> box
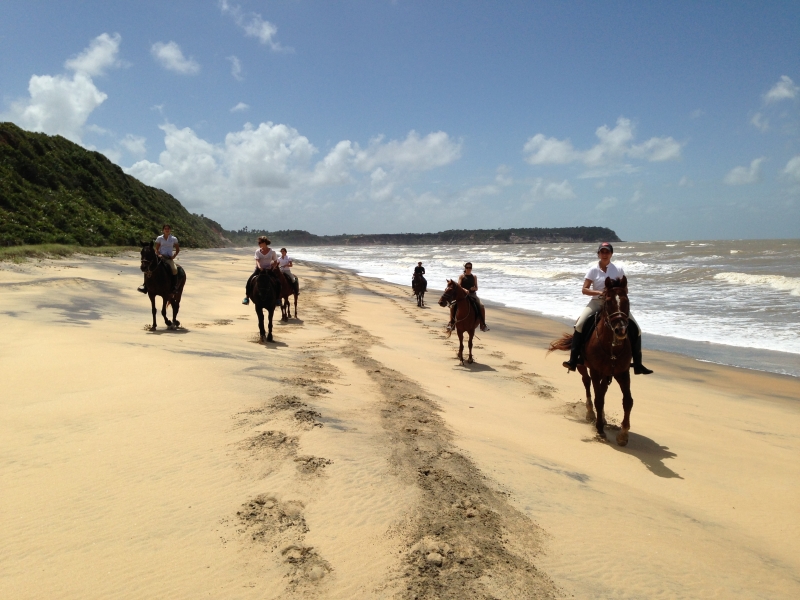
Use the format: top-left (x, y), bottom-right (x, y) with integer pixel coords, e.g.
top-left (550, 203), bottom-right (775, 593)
top-left (783, 156), bottom-right (800, 181)
top-left (750, 112), bottom-right (769, 132)
top-left (530, 178), bottom-right (576, 202)
top-left (64, 32), bottom-right (122, 76)
top-left (630, 189), bottom-right (642, 203)
top-left (763, 75), bottom-right (798, 104)
top-left (230, 102), bottom-right (249, 113)
top-left (523, 134), bottom-right (579, 165)
top-left (690, 109), bottom-right (705, 119)
top-left (151, 41), bottom-right (200, 75)
top-left (523, 117), bottom-right (681, 171)
top-left (126, 122), bottom-right (461, 217)
top-left (678, 175), bottom-right (693, 187)
top-left (723, 158), bottom-right (765, 185)
top-left (595, 196), bottom-right (618, 211)
top-left (228, 55), bottom-right (243, 81)
top-left (353, 131), bottom-right (462, 172)
top-left (119, 134), bottom-right (147, 157)
top-left (0, 33), bottom-right (123, 143)
top-left (220, 0), bottom-right (285, 51)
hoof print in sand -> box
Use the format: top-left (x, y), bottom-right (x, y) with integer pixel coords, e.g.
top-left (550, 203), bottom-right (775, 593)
top-left (294, 455), bottom-right (333, 475)
top-left (294, 409), bottom-right (323, 428)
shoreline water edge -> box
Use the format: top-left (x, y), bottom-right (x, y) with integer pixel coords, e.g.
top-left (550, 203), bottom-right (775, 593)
top-left (283, 239), bottom-right (800, 378)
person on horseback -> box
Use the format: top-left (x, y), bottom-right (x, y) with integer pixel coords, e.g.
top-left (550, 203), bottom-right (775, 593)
top-left (242, 236), bottom-right (278, 305)
top-left (138, 224), bottom-right (179, 294)
top-left (414, 262), bottom-right (425, 277)
top-left (447, 262), bottom-right (488, 332)
top-left (413, 261), bottom-right (427, 289)
top-left (278, 248), bottom-right (297, 285)
top-left (563, 242), bottom-right (653, 375)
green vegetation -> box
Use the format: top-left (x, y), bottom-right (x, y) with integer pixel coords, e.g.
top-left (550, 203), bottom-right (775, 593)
top-left (224, 226), bottom-right (621, 247)
top-left (0, 244), bottom-right (137, 262)
top-left (0, 122), bottom-right (226, 248)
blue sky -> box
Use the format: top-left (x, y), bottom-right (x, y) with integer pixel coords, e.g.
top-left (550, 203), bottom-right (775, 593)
top-left (2, 1), bottom-right (799, 240)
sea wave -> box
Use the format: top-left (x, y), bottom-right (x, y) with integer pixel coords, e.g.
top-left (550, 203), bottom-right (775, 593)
top-left (713, 272), bottom-right (800, 296)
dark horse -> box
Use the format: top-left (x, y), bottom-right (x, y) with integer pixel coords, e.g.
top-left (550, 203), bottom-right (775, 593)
top-left (140, 242), bottom-right (186, 330)
top-left (247, 267), bottom-right (280, 342)
top-left (412, 272), bottom-right (427, 307)
top-left (549, 277), bottom-right (633, 446)
top-left (277, 270), bottom-right (299, 321)
top-left (439, 279), bottom-right (480, 365)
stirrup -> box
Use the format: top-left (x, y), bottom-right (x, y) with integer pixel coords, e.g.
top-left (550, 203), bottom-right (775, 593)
top-left (562, 360), bottom-right (577, 372)
top-left (446, 322), bottom-right (455, 331)
top-left (137, 285), bottom-right (147, 294)
top-left (480, 323), bottom-right (489, 332)
top-left (242, 297), bottom-right (250, 305)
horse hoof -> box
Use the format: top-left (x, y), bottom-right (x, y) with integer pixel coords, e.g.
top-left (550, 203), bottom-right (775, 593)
top-left (617, 429), bottom-right (629, 446)
top-left (174, 321), bottom-right (180, 328)
top-left (467, 357), bottom-right (474, 364)
top-left (267, 334), bottom-right (274, 342)
top-left (586, 409), bottom-right (596, 423)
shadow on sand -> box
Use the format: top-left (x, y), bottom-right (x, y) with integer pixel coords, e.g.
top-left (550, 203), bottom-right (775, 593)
top-left (146, 327), bottom-right (190, 335)
top-left (454, 361), bottom-right (497, 373)
top-left (605, 431), bottom-right (682, 479)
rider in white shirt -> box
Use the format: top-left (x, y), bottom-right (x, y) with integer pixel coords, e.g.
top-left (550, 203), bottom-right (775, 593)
top-left (278, 248), bottom-right (296, 284)
top-left (563, 242), bottom-right (652, 375)
top-left (243, 236), bottom-right (278, 305)
top-left (138, 224), bottom-right (180, 293)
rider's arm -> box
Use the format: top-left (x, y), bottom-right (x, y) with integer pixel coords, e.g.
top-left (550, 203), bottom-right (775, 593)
top-left (472, 276), bottom-right (478, 292)
top-left (582, 278), bottom-right (601, 297)
top-left (287, 259), bottom-right (293, 267)
top-left (155, 242), bottom-right (161, 255)
top-left (256, 258), bottom-right (263, 271)
top-left (172, 242), bottom-right (180, 258)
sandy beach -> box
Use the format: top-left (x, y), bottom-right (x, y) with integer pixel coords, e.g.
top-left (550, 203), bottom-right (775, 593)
top-left (1, 249), bottom-right (799, 599)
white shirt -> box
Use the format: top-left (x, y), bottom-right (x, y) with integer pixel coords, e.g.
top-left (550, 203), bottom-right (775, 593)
top-left (278, 255), bottom-right (293, 270)
top-left (585, 262), bottom-right (625, 293)
top-left (155, 234), bottom-right (178, 257)
top-left (255, 248), bottom-right (278, 269)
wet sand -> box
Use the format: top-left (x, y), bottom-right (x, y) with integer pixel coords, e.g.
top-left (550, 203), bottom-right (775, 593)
top-left (1, 249), bottom-right (798, 599)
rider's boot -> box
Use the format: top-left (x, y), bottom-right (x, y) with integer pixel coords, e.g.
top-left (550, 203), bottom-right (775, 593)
top-left (630, 327), bottom-right (653, 374)
top-left (137, 276), bottom-right (147, 294)
top-left (480, 306), bottom-right (489, 332)
top-left (562, 328), bottom-right (583, 372)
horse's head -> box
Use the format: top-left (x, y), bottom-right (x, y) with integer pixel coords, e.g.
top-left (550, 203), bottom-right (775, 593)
top-left (140, 241), bottom-right (156, 272)
top-left (255, 268), bottom-right (280, 300)
top-left (438, 279), bottom-right (458, 307)
top-left (603, 276), bottom-right (630, 338)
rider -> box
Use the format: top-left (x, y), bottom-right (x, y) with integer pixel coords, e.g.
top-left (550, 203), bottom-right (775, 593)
top-left (447, 262), bottom-right (488, 332)
top-left (242, 236), bottom-right (278, 305)
top-left (278, 248), bottom-right (297, 285)
top-left (562, 242), bottom-right (653, 375)
top-left (138, 224), bottom-right (179, 294)
top-left (413, 261), bottom-right (426, 289)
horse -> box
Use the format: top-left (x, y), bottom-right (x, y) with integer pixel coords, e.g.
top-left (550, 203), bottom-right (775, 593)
top-left (548, 277), bottom-right (633, 446)
top-left (140, 242), bottom-right (186, 331)
top-left (247, 267), bottom-right (280, 342)
top-left (277, 269), bottom-right (299, 321)
top-left (439, 279), bottom-right (481, 365)
top-left (412, 272), bottom-right (427, 307)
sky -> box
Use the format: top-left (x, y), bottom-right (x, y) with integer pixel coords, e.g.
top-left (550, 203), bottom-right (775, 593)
top-left (1, 1), bottom-right (799, 240)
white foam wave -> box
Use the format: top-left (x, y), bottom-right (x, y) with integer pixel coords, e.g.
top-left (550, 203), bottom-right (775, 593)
top-left (713, 272), bottom-right (800, 296)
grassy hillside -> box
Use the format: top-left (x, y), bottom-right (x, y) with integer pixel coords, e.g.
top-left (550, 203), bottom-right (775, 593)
top-left (223, 226), bottom-right (622, 247)
top-left (0, 122), bottom-right (226, 247)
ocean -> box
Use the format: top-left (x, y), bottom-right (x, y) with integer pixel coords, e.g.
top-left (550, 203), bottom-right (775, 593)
top-left (291, 239), bottom-right (800, 378)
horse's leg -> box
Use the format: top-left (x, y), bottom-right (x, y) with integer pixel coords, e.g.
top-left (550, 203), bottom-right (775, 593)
top-left (457, 329), bottom-right (465, 364)
top-left (577, 365), bottom-right (594, 421)
top-left (149, 293), bottom-right (157, 330)
top-left (266, 306), bottom-right (274, 342)
top-left (162, 296), bottom-right (173, 328)
top-left (256, 304), bottom-right (266, 341)
top-left (613, 370), bottom-right (633, 446)
top-left (590, 371), bottom-right (609, 437)
top-left (172, 299), bottom-right (181, 328)
top-left (293, 293), bottom-right (298, 318)
top-left (467, 329), bottom-right (474, 364)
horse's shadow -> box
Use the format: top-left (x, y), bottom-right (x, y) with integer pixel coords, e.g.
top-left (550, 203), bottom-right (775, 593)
top-left (603, 431), bottom-right (682, 479)
top-left (145, 327), bottom-right (190, 335)
top-left (454, 362), bottom-right (497, 373)
top-left (278, 318), bottom-right (304, 326)
top-left (261, 339), bottom-right (289, 349)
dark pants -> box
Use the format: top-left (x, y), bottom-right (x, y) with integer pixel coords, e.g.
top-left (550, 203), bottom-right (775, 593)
top-left (246, 269), bottom-right (260, 294)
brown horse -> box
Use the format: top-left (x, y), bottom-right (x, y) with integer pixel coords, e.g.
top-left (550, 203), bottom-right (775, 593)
top-left (412, 272), bottom-right (427, 307)
top-left (277, 269), bottom-right (299, 320)
top-left (140, 242), bottom-right (186, 330)
top-left (549, 277), bottom-right (633, 445)
top-left (439, 279), bottom-right (480, 364)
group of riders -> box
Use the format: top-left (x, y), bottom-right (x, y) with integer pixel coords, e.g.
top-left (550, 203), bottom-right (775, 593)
top-left (413, 241), bottom-right (652, 375)
top-left (138, 226), bottom-right (651, 375)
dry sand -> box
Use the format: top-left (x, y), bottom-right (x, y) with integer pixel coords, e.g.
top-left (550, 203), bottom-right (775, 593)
top-left (1, 249), bottom-right (798, 599)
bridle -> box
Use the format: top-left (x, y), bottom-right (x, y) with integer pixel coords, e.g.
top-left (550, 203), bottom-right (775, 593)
top-left (598, 288), bottom-right (630, 350)
top-left (140, 248), bottom-right (161, 278)
top-left (440, 283), bottom-right (472, 325)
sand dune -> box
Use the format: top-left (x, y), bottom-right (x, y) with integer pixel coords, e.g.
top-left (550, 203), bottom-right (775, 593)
top-left (1, 249), bottom-right (798, 599)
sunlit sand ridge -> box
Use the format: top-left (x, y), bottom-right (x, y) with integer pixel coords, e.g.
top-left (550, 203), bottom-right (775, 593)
top-left (1, 249), bottom-right (798, 599)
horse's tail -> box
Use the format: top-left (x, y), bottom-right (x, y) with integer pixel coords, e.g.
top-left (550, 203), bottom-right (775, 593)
top-left (547, 332), bottom-right (573, 355)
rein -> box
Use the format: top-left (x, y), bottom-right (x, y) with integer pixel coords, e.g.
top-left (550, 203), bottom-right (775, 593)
top-left (596, 291), bottom-right (630, 356)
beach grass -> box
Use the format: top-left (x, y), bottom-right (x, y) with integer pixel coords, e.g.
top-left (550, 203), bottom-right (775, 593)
top-left (0, 244), bottom-right (137, 262)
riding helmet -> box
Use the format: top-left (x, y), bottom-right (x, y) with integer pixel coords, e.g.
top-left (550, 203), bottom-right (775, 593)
top-left (597, 242), bottom-right (614, 253)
